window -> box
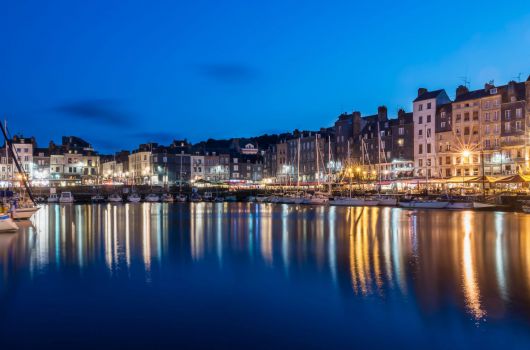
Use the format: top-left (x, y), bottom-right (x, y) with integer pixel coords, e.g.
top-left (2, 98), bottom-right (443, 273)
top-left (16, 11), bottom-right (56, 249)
top-left (464, 112), bottom-right (470, 122)
top-left (398, 127), bottom-right (404, 135)
top-left (441, 112), bottom-right (446, 119)
top-left (419, 116), bottom-right (423, 124)
top-left (441, 122), bottom-right (446, 128)
top-left (485, 125), bottom-right (490, 134)
top-left (427, 143), bottom-right (431, 154)
top-left (427, 102), bottom-right (432, 109)
top-left (516, 121), bottom-right (522, 131)
top-left (505, 110), bottom-right (511, 120)
top-left (456, 114), bottom-right (461, 122)
top-left (446, 156), bottom-right (451, 165)
top-left (490, 88), bottom-right (497, 94)
top-left (418, 144), bottom-right (423, 154)
top-left (419, 104), bottom-right (423, 111)
top-left (473, 111), bottom-right (479, 120)
top-left (505, 122), bottom-right (511, 132)
top-left (494, 111), bottom-right (499, 121)
top-left (484, 139), bottom-right (491, 149)
top-left (484, 112), bottom-right (490, 122)
top-left (516, 108), bottom-right (523, 118)
top-left (427, 115), bottom-right (431, 123)
top-left (418, 129), bottom-right (423, 137)
top-left (418, 159), bottom-right (423, 167)
top-left (464, 127), bottom-right (470, 135)
top-left (397, 138), bottom-right (404, 146)
top-left (426, 128), bottom-right (431, 138)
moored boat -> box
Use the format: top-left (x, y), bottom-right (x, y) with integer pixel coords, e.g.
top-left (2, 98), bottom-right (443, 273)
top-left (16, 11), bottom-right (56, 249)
top-left (175, 194), bottom-right (187, 202)
top-left (0, 213), bottom-right (18, 232)
top-left (91, 194), bottom-right (106, 203)
top-left (330, 197), bottom-right (379, 206)
top-left (11, 206), bottom-right (40, 220)
top-left (161, 193), bottom-right (174, 202)
top-left (145, 193), bottom-right (160, 202)
top-left (48, 194), bottom-right (59, 203)
top-left (398, 199), bottom-right (449, 209)
top-left (108, 193), bottom-right (123, 203)
top-left (127, 193), bottom-right (141, 203)
top-left (59, 192), bottom-right (74, 203)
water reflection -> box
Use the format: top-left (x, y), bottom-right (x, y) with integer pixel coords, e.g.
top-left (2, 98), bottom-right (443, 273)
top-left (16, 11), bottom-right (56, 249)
top-left (2, 203), bottom-right (530, 330)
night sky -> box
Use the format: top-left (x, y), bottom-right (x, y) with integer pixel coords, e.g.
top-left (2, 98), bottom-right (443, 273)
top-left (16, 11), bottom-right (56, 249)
top-left (2, 0), bottom-right (530, 152)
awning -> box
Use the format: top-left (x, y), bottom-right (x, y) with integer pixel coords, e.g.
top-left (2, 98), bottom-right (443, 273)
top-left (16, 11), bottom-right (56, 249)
top-left (492, 174), bottom-right (529, 183)
top-left (444, 176), bottom-right (478, 183)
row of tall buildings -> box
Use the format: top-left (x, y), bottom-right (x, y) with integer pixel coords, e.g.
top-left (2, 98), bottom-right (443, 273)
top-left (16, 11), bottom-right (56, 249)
top-left (2, 76), bottom-right (530, 187)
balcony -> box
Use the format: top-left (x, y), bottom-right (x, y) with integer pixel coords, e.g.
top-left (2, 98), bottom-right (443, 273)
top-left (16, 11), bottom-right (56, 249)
top-left (501, 139), bottom-right (525, 147)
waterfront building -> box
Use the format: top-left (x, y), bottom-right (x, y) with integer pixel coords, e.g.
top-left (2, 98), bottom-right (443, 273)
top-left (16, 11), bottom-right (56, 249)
top-left (334, 111), bottom-right (362, 168)
top-left (500, 80), bottom-right (527, 174)
top-left (230, 154), bottom-right (263, 182)
top-left (46, 136), bottom-right (100, 186)
top-left (204, 152), bottom-right (230, 182)
top-left (413, 88), bottom-right (451, 178)
top-left (0, 149), bottom-right (13, 184)
top-left (355, 107), bottom-right (414, 180)
top-left (191, 153), bottom-right (205, 181)
top-left (128, 143), bottom-right (155, 185)
top-left (32, 147), bottom-right (50, 186)
top-left (11, 135), bottom-right (36, 179)
top-left (151, 149), bottom-right (191, 186)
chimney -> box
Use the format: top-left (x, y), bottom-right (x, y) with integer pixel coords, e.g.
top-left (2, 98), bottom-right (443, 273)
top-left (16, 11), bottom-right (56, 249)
top-left (456, 85), bottom-right (469, 98)
top-left (417, 88), bottom-right (427, 97)
top-left (377, 106), bottom-right (387, 121)
top-left (484, 82), bottom-right (494, 91)
top-left (397, 108), bottom-right (405, 118)
top-left (352, 111), bottom-right (362, 135)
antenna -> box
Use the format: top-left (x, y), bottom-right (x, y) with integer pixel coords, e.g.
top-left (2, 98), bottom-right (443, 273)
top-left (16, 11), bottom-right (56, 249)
top-left (459, 76), bottom-right (470, 88)
top-left (513, 73), bottom-right (522, 82)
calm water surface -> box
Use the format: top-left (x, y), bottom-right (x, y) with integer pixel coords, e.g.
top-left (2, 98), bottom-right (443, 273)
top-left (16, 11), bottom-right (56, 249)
top-left (1, 203), bottom-right (530, 349)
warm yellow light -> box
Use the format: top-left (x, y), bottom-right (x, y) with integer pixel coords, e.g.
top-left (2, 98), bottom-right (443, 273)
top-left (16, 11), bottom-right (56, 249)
top-left (356, 167), bottom-right (361, 172)
top-left (462, 150), bottom-right (471, 158)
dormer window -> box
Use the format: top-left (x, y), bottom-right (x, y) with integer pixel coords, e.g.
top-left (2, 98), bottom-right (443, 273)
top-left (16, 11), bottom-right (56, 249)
top-left (490, 88), bottom-right (497, 94)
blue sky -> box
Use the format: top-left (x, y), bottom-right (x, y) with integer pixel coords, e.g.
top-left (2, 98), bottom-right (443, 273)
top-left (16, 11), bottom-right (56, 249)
top-left (2, 0), bottom-right (529, 152)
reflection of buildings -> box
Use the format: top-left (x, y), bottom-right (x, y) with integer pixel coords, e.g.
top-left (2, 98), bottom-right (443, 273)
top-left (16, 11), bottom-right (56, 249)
top-left (5, 205), bottom-right (530, 326)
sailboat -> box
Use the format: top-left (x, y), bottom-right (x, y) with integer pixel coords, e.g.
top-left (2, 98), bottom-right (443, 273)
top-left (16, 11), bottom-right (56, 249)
top-left (1, 121), bottom-right (40, 220)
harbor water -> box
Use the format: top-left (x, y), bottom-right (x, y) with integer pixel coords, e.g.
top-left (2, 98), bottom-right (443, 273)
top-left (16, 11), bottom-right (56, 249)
top-left (1, 203), bottom-right (530, 348)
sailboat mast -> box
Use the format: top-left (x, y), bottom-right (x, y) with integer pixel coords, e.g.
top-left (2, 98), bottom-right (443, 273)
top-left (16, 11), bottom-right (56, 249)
top-left (297, 137), bottom-right (300, 190)
top-left (328, 135), bottom-right (331, 195)
top-left (316, 134), bottom-right (319, 187)
top-left (377, 121), bottom-right (381, 194)
top-left (0, 121), bottom-right (36, 205)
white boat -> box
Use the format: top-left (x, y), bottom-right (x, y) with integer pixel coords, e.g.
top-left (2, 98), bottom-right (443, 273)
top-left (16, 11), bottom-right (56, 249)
top-left (330, 197), bottom-right (379, 206)
top-left (175, 194), bottom-right (187, 202)
top-left (145, 193), bottom-right (160, 202)
top-left (303, 193), bottom-right (329, 205)
top-left (376, 195), bottom-right (398, 206)
top-left (203, 192), bottom-right (214, 201)
top-left (91, 194), bottom-right (106, 203)
top-left (255, 195), bottom-right (268, 203)
top-left (398, 200), bottom-right (449, 209)
top-left (59, 192), bottom-right (74, 203)
top-left (523, 205), bottom-right (530, 213)
top-left (108, 193), bottom-right (123, 203)
top-left (0, 213), bottom-right (18, 232)
top-left (127, 193), bottom-right (141, 203)
top-left (161, 193), bottom-right (174, 202)
top-left (446, 201), bottom-right (496, 210)
top-left (48, 194), bottom-right (59, 203)
top-left (11, 206), bottom-right (40, 220)
top-left (247, 196), bottom-right (256, 202)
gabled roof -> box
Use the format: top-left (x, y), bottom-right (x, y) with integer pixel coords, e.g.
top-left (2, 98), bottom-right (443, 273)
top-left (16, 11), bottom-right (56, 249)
top-left (453, 89), bottom-right (493, 103)
top-left (413, 89), bottom-right (446, 102)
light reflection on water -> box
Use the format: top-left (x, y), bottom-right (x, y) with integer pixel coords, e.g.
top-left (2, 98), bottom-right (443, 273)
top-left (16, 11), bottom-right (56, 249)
top-left (1, 203), bottom-right (530, 348)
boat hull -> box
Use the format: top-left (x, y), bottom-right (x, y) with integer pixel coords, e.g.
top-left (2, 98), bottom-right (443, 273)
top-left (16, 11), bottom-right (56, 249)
top-left (0, 215), bottom-right (18, 232)
top-left (12, 207), bottom-right (40, 220)
top-left (399, 201), bottom-right (449, 209)
top-left (330, 198), bottom-right (379, 206)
